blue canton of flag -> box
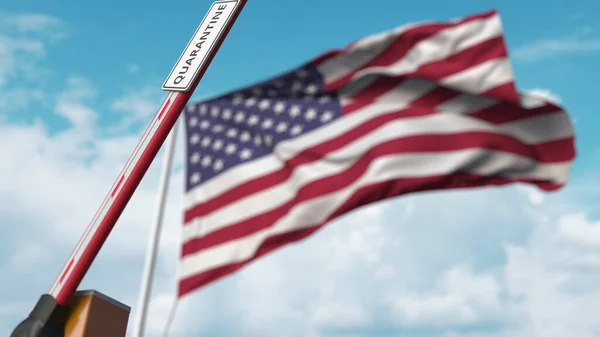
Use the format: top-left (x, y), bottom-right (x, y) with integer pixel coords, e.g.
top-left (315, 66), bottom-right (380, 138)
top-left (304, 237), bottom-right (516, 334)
top-left (184, 64), bottom-right (341, 191)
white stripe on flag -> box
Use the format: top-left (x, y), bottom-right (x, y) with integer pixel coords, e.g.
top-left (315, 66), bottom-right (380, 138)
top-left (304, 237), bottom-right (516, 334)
top-left (440, 58), bottom-right (514, 94)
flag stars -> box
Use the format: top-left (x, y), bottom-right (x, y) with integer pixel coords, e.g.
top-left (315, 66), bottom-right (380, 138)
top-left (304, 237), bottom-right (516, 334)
top-left (318, 96), bottom-right (332, 103)
top-left (212, 139), bottom-right (224, 151)
top-left (187, 67), bottom-right (342, 186)
top-left (234, 111), bottom-right (245, 123)
top-left (201, 155), bottom-right (212, 167)
top-left (190, 172), bottom-right (201, 184)
top-left (305, 84), bottom-right (318, 95)
top-left (261, 118), bottom-right (274, 129)
top-left (290, 125), bottom-right (303, 135)
top-left (291, 81), bottom-right (303, 92)
top-left (212, 124), bottom-right (225, 133)
top-left (247, 115), bottom-right (259, 126)
top-left (240, 148), bottom-right (252, 160)
top-left (213, 159), bottom-right (224, 172)
top-left (305, 108), bottom-right (317, 120)
top-left (200, 120), bottom-right (210, 129)
top-left (222, 109), bottom-right (233, 120)
top-left (276, 122), bottom-right (288, 133)
top-left (225, 143), bottom-right (237, 155)
top-left (232, 95), bottom-right (243, 105)
top-left (264, 135), bottom-right (273, 147)
top-left (240, 131), bottom-right (251, 142)
top-left (201, 136), bottom-right (211, 147)
top-left (289, 105), bottom-right (301, 117)
top-left (296, 69), bottom-right (308, 78)
top-left (321, 111), bottom-right (334, 123)
top-left (245, 97), bottom-right (257, 107)
top-left (258, 99), bottom-right (271, 110)
top-left (226, 128), bottom-right (238, 138)
top-left (274, 102), bottom-right (285, 114)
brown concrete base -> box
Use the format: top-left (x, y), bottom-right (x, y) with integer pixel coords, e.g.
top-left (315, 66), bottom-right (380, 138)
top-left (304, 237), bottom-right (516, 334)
top-left (64, 290), bottom-right (130, 337)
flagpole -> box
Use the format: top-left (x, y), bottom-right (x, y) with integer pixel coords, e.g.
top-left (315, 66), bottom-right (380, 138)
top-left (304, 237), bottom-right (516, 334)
top-left (132, 118), bottom-right (179, 337)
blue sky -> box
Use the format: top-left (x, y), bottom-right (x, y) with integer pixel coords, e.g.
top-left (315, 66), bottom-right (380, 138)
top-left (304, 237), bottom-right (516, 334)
top-left (1, 0), bottom-right (600, 336)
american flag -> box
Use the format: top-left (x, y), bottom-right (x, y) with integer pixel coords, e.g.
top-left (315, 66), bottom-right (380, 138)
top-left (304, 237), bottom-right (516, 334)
top-left (179, 10), bottom-right (575, 297)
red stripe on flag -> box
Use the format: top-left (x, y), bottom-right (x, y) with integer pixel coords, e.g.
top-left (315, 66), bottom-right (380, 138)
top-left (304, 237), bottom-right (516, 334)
top-left (403, 86), bottom-right (458, 110)
top-left (482, 82), bottom-right (520, 104)
top-left (416, 36), bottom-right (507, 81)
top-left (469, 101), bottom-right (560, 124)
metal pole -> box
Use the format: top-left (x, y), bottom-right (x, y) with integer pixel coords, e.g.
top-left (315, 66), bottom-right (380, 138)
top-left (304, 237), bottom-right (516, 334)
top-left (132, 119), bottom-right (179, 337)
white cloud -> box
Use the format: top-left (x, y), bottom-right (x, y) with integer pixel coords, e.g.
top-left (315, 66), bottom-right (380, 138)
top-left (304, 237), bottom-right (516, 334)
top-left (127, 64), bottom-right (140, 74)
top-left (389, 265), bottom-right (502, 327)
top-left (0, 88), bottom-right (45, 109)
top-left (0, 36), bottom-right (45, 86)
top-left (503, 212), bottom-right (600, 337)
top-left (0, 12), bottom-right (64, 110)
top-left (8, 242), bottom-right (52, 273)
top-left (0, 12), bottom-right (65, 37)
top-left (556, 213), bottom-right (600, 247)
top-left (516, 185), bottom-right (546, 206)
top-left (54, 77), bottom-right (98, 130)
top-left (111, 87), bottom-right (163, 131)
top-left (311, 303), bottom-right (372, 328)
top-left (513, 37), bottom-right (600, 62)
